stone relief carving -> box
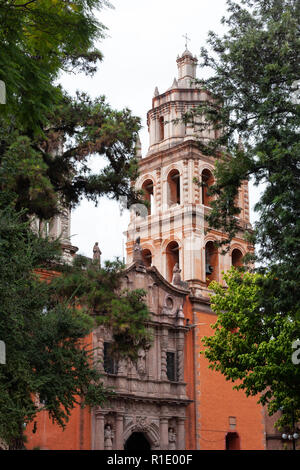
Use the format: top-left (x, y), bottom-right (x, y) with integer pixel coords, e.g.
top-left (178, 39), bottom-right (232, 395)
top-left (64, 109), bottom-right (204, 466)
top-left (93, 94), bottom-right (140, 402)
top-left (91, 264), bottom-right (189, 450)
top-left (118, 358), bottom-right (127, 375)
top-left (136, 348), bottom-right (147, 377)
top-left (123, 416), bottom-right (160, 449)
top-left (161, 295), bottom-right (175, 316)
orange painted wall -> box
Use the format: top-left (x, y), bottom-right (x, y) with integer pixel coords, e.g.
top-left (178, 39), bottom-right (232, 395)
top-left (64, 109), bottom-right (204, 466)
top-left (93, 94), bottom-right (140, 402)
top-left (183, 298), bottom-right (196, 450)
top-left (26, 403), bottom-right (91, 450)
top-left (184, 296), bottom-right (266, 450)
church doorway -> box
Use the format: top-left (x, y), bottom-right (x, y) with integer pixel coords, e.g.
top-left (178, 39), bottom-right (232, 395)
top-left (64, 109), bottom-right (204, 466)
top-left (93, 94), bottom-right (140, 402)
top-left (124, 432), bottom-right (151, 451)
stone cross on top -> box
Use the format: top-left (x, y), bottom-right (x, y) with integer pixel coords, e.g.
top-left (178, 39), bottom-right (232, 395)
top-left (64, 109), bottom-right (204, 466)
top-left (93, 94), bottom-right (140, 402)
top-left (182, 33), bottom-right (191, 49)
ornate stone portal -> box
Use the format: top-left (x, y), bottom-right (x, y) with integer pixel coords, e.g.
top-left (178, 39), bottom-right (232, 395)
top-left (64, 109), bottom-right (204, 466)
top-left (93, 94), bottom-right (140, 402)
top-left (91, 262), bottom-right (191, 450)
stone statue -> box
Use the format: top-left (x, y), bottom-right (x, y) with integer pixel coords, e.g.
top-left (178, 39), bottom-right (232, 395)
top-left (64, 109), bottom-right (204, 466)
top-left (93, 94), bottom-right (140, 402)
top-left (133, 237), bottom-right (143, 264)
top-left (93, 242), bottom-right (101, 264)
top-left (104, 424), bottom-right (113, 450)
top-left (172, 263), bottom-right (181, 285)
top-left (137, 348), bottom-right (146, 377)
top-left (168, 427), bottom-right (176, 450)
top-left (171, 263), bottom-right (189, 289)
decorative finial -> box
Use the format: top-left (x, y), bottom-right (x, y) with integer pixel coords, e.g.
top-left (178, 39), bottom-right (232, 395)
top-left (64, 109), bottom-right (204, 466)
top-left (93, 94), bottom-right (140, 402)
top-left (154, 86), bottom-right (159, 97)
top-left (135, 134), bottom-right (142, 159)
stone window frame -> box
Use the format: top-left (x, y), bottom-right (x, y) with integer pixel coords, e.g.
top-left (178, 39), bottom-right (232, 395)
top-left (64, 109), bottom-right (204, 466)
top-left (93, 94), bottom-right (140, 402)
top-left (103, 341), bottom-right (118, 375)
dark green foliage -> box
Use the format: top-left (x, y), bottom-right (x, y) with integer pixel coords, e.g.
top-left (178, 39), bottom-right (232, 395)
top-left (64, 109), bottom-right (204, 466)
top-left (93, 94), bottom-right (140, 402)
top-left (0, 0), bottom-right (150, 449)
top-left (193, 0), bottom-right (300, 427)
top-left (0, 0), bottom-right (143, 221)
top-left (0, 208), bottom-right (104, 447)
top-left (0, 208), bottom-right (151, 449)
top-left (52, 258), bottom-right (152, 361)
top-left (0, 0), bottom-right (107, 132)
top-left (203, 269), bottom-right (300, 429)
top-left (0, 91), bottom-right (142, 221)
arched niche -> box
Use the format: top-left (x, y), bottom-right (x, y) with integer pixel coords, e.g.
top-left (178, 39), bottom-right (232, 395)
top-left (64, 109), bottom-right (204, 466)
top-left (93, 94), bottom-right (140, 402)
top-left (202, 168), bottom-right (214, 207)
top-left (166, 240), bottom-right (179, 283)
top-left (159, 116), bottom-right (165, 141)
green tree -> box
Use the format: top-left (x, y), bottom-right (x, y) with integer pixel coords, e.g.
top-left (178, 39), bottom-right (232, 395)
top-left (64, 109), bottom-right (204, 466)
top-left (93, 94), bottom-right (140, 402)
top-left (0, 0), bottom-right (107, 131)
top-left (203, 269), bottom-right (300, 429)
top-left (0, 0), bottom-right (150, 449)
top-left (0, 0), bottom-right (142, 220)
top-left (189, 0), bottom-right (300, 427)
top-left (0, 92), bottom-right (141, 221)
top-left (0, 208), bottom-right (151, 450)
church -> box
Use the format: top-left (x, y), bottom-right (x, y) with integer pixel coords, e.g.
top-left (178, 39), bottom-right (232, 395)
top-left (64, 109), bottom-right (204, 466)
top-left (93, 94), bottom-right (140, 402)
top-left (26, 48), bottom-right (266, 450)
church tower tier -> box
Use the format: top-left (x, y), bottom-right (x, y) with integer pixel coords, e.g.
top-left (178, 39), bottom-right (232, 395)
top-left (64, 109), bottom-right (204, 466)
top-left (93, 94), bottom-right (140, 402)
top-left (126, 48), bottom-right (252, 296)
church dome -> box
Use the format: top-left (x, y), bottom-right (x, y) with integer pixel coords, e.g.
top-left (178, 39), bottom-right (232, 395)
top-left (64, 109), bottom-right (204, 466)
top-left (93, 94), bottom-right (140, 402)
top-left (181, 48), bottom-right (193, 58)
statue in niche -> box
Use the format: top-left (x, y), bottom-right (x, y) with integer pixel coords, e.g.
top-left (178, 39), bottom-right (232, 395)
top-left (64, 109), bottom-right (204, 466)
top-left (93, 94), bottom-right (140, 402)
top-left (104, 424), bottom-right (114, 450)
top-left (168, 427), bottom-right (176, 450)
top-left (136, 348), bottom-right (146, 377)
top-left (93, 242), bottom-right (102, 264)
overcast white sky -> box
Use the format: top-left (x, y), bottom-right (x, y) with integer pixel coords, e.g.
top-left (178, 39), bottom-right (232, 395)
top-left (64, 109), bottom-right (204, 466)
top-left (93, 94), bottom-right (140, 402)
top-left (60, 0), bottom-right (262, 262)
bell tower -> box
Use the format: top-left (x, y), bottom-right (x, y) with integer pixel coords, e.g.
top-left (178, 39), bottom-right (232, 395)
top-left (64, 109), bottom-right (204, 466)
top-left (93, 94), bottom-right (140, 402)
top-left (126, 48), bottom-right (252, 296)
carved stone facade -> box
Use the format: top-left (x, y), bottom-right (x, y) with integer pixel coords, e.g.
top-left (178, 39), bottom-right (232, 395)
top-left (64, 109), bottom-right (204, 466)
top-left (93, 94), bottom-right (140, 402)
top-left (91, 261), bottom-right (190, 450)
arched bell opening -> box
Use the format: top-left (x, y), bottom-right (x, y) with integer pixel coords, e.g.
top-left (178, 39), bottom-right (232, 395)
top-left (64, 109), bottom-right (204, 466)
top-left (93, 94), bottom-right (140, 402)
top-left (205, 241), bottom-right (218, 286)
top-left (141, 179), bottom-right (154, 215)
top-left (167, 169), bottom-right (180, 206)
top-left (142, 248), bottom-right (152, 267)
top-left (232, 248), bottom-right (243, 268)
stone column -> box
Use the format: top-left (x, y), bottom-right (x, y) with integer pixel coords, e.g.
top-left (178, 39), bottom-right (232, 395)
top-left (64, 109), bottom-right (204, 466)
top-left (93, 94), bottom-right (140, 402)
top-left (177, 331), bottom-right (185, 382)
top-left (177, 417), bottom-right (185, 450)
top-left (183, 159), bottom-right (189, 205)
top-left (94, 413), bottom-right (105, 450)
top-left (161, 328), bottom-right (168, 381)
top-left (194, 159), bottom-right (200, 205)
top-left (115, 414), bottom-right (124, 450)
top-left (95, 331), bottom-right (104, 372)
top-left (156, 168), bottom-right (162, 211)
top-left (160, 417), bottom-right (169, 450)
